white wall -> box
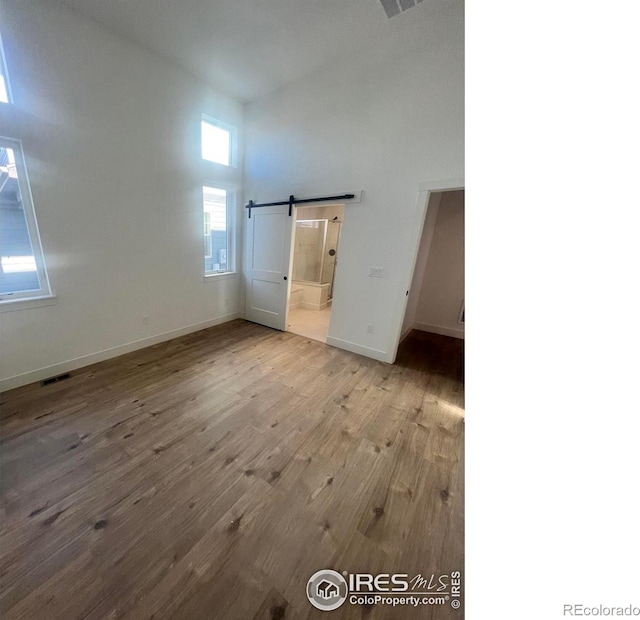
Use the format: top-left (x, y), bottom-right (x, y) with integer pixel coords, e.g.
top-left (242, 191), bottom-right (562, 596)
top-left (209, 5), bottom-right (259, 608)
top-left (414, 190), bottom-right (465, 338)
top-left (243, 0), bottom-right (464, 362)
top-left (0, 0), bottom-right (244, 389)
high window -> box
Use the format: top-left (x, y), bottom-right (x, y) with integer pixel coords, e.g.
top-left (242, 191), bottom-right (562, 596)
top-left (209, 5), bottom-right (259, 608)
top-left (201, 116), bottom-right (236, 167)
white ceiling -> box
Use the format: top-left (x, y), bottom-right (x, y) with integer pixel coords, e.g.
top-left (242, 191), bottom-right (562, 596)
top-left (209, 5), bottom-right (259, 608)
top-left (55, 0), bottom-right (428, 103)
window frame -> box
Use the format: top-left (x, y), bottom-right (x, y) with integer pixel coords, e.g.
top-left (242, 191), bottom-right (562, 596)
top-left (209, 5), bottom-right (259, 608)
top-left (201, 115), bottom-right (237, 168)
top-left (0, 136), bottom-right (52, 304)
top-left (202, 182), bottom-right (236, 279)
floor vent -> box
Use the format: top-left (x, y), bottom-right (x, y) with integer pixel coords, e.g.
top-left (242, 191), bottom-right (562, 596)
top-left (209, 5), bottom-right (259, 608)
top-left (41, 373), bottom-right (71, 387)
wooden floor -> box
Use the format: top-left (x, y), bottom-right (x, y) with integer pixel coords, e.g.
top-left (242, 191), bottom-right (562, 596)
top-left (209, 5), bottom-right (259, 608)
top-left (0, 321), bottom-right (464, 619)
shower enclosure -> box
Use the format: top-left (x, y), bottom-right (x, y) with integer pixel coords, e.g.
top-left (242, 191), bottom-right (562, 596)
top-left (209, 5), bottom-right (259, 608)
top-left (291, 218), bottom-right (342, 300)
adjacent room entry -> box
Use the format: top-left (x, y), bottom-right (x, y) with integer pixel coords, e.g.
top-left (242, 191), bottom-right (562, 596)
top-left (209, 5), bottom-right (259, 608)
top-left (286, 204), bottom-right (344, 343)
top-left (401, 188), bottom-right (465, 343)
top-left (244, 196), bottom-right (347, 342)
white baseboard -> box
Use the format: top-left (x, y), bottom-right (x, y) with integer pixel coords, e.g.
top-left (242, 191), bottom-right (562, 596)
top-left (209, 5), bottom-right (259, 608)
top-left (1, 312), bottom-right (242, 392)
top-left (325, 336), bottom-right (390, 363)
top-left (413, 322), bottom-right (465, 339)
top-left (300, 301), bottom-right (328, 311)
top-left (288, 301), bottom-right (301, 310)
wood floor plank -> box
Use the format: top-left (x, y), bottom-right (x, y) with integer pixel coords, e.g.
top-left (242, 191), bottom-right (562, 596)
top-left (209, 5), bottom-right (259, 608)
top-left (0, 321), bottom-right (464, 619)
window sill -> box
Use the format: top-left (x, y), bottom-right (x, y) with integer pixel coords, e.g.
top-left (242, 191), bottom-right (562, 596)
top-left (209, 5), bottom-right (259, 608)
top-left (203, 272), bottom-right (238, 282)
top-left (0, 294), bottom-right (57, 313)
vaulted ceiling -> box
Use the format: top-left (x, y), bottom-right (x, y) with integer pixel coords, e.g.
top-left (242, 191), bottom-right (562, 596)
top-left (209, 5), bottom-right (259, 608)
top-left (55, 0), bottom-right (430, 103)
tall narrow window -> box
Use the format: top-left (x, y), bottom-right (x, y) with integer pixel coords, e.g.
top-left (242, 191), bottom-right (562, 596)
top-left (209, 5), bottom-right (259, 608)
top-left (203, 185), bottom-right (233, 274)
top-left (0, 138), bottom-right (51, 301)
top-left (201, 116), bottom-right (236, 166)
top-left (0, 35), bottom-right (11, 103)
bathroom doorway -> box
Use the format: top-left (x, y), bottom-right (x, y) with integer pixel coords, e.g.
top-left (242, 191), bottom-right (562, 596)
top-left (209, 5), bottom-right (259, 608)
top-left (286, 203), bottom-right (344, 342)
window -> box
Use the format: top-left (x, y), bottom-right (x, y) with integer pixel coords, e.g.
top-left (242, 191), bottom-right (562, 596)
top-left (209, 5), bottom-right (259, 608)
top-left (203, 185), bottom-right (233, 275)
top-left (0, 35), bottom-right (11, 104)
top-left (0, 138), bottom-right (52, 302)
top-left (201, 116), bottom-right (236, 166)
top-left (200, 114), bottom-right (237, 278)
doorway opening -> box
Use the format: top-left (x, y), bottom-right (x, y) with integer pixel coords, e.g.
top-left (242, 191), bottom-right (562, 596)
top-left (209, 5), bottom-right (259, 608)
top-left (397, 188), bottom-right (465, 360)
top-left (286, 203), bottom-right (345, 342)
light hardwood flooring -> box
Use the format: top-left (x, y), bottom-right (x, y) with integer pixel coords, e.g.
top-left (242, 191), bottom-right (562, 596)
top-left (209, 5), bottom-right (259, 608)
top-left (286, 306), bottom-right (332, 343)
top-left (0, 321), bottom-right (464, 619)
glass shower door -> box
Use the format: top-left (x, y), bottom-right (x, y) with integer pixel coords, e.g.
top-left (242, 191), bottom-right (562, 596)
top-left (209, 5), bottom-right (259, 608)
top-left (292, 220), bottom-right (327, 283)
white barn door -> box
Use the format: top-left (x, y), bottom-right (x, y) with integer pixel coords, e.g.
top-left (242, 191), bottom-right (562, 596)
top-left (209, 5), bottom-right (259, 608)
top-left (244, 205), bottom-right (293, 330)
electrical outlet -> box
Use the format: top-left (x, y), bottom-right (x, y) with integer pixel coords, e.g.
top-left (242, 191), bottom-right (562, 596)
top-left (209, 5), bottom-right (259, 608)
top-left (368, 266), bottom-right (384, 278)
top-left (142, 316), bottom-right (150, 325)
top-left (366, 323), bottom-right (374, 333)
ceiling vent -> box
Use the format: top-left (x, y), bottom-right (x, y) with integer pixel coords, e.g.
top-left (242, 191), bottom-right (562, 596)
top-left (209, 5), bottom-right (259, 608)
top-left (379, 0), bottom-right (424, 19)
